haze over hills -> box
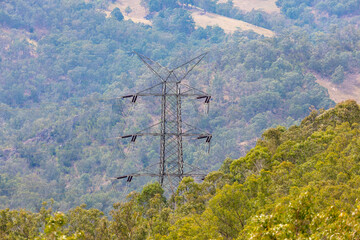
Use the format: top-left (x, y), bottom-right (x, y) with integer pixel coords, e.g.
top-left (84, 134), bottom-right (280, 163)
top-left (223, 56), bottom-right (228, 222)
top-left (0, 0), bottom-right (360, 229)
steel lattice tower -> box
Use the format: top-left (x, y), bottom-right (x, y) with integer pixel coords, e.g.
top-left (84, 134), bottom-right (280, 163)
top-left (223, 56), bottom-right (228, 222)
top-left (116, 52), bottom-right (212, 192)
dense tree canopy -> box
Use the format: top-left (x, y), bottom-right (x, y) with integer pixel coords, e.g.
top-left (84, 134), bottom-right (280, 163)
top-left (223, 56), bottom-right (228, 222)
top-left (1, 0), bottom-right (360, 223)
top-left (2, 101), bottom-right (360, 239)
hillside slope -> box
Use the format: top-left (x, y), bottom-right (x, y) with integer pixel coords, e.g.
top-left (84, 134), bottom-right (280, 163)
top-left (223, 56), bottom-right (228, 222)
top-left (103, 0), bottom-right (275, 36)
top-left (2, 0), bottom-right (360, 214)
top-left (191, 9), bottom-right (275, 36)
top-left (2, 101), bottom-right (360, 239)
top-left (316, 73), bottom-right (360, 104)
top-left (104, 0), bottom-right (151, 24)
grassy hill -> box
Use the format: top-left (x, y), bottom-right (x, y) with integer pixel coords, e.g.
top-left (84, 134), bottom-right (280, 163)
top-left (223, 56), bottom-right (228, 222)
top-left (190, 9), bottom-right (275, 36)
top-left (316, 73), bottom-right (360, 104)
top-left (103, 0), bottom-right (275, 36)
top-left (103, 0), bottom-right (151, 25)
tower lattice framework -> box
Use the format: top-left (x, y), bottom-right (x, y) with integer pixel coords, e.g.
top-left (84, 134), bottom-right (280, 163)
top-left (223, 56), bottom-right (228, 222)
top-left (117, 52), bottom-right (212, 192)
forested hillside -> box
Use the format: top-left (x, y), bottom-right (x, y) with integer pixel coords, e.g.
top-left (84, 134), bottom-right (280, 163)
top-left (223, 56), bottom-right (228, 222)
top-left (1, 0), bottom-right (360, 213)
top-left (2, 101), bottom-right (360, 239)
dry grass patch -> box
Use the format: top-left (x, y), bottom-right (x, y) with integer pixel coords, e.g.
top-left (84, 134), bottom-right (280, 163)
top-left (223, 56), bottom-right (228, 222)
top-left (102, 0), bottom-right (276, 36)
top-left (316, 73), bottom-right (360, 103)
top-left (104, 0), bottom-right (151, 25)
top-left (191, 9), bottom-right (275, 37)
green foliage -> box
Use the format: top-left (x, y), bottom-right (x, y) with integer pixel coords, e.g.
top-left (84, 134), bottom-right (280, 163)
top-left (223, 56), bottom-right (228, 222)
top-left (125, 6), bottom-right (132, 15)
top-left (1, 0), bottom-right (360, 219)
top-left (111, 7), bottom-right (124, 21)
top-left (138, 182), bottom-right (166, 210)
top-left (142, 0), bottom-right (178, 12)
top-left (65, 204), bottom-right (109, 239)
top-left (331, 65), bottom-right (345, 84)
top-left (2, 102), bottom-right (360, 238)
top-left (0, 208), bottom-right (41, 239)
top-left (316, 0), bottom-right (360, 16)
top-left (276, 0), bottom-right (314, 19)
top-left (195, 0), bottom-right (218, 12)
top-left (230, 145), bottom-right (271, 181)
top-left (166, 100), bottom-right (360, 239)
top-left (39, 212), bottom-right (84, 240)
top-left (172, 101), bottom-right (360, 238)
top-left (153, 8), bottom-right (195, 34)
top-left (110, 193), bottom-right (147, 239)
top-left (276, 0), bottom-right (360, 21)
top-left (172, 177), bottom-right (209, 216)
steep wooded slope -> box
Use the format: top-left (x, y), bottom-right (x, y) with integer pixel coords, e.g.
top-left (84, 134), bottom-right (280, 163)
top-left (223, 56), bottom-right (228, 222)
top-left (1, 0), bottom-right (360, 213)
top-left (2, 101), bottom-right (360, 239)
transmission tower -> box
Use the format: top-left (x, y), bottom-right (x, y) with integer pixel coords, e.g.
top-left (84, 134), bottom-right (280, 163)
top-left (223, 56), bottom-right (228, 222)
top-left (114, 52), bottom-right (212, 192)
